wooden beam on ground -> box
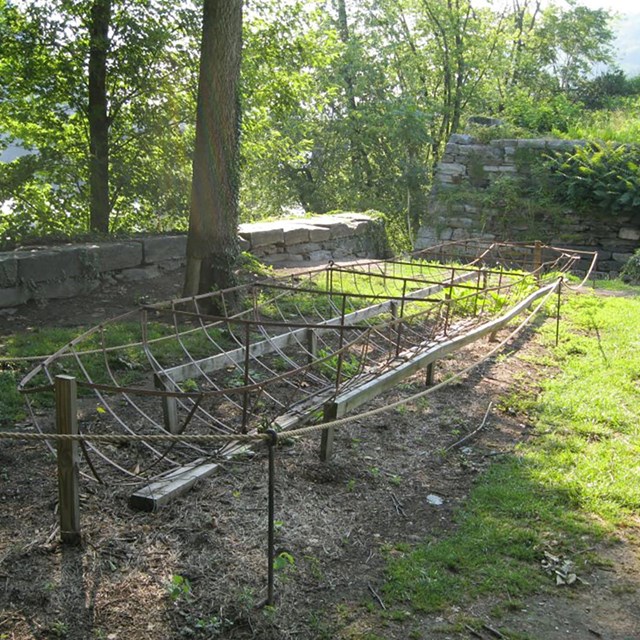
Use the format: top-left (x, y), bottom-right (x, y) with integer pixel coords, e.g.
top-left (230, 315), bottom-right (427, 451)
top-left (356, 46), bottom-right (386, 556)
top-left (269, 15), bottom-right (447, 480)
top-left (129, 446), bottom-right (252, 511)
top-left (129, 390), bottom-right (339, 510)
top-left (333, 281), bottom-right (558, 417)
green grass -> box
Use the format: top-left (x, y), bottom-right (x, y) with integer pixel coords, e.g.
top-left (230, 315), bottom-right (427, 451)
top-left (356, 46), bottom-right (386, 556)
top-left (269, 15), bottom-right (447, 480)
top-left (559, 97), bottom-right (640, 144)
top-left (383, 290), bottom-right (640, 613)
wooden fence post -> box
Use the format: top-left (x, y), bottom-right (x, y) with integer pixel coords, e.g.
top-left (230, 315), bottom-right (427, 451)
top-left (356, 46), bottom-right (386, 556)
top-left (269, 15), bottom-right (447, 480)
top-left (55, 375), bottom-right (81, 545)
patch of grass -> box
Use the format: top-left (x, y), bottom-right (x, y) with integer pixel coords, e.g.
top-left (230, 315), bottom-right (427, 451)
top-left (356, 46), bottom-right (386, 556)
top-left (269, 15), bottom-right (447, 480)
top-left (0, 370), bottom-right (26, 425)
top-left (384, 291), bottom-right (640, 613)
top-left (592, 278), bottom-right (640, 294)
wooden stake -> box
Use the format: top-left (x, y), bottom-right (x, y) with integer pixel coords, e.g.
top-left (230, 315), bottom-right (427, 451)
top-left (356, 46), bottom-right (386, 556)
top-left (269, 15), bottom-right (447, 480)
top-left (154, 374), bottom-right (178, 434)
top-left (319, 402), bottom-right (346, 462)
top-left (306, 328), bottom-right (317, 365)
top-left (425, 361), bottom-right (435, 385)
top-left (55, 375), bottom-right (81, 545)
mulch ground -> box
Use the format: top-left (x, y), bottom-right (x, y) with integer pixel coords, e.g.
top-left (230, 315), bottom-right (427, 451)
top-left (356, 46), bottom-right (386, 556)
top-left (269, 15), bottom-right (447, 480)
top-left (1, 269), bottom-right (639, 640)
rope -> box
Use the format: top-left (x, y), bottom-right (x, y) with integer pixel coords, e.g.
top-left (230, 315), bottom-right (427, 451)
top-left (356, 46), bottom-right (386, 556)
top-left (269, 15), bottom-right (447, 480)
top-left (0, 431), bottom-right (267, 444)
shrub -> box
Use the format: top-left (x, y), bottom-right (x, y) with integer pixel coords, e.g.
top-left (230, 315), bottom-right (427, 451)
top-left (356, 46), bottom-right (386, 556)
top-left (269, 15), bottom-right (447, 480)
top-left (544, 142), bottom-right (640, 215)
top-left (621, 249), bottom-right (640, 284)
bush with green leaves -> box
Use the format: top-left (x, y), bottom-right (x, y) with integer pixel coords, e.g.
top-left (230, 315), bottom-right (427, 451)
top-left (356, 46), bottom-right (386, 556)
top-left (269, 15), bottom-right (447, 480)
top-left (620, 249), bottom-right (640, 284)
top-left (544, 142), bottom-right (640, 215)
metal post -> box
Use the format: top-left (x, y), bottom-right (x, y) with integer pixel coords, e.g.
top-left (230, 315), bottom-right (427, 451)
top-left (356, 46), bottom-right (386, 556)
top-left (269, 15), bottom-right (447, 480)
top-left (55, 375), bottom-right (81, 545)
top-left (335, 294), bottom-right (347, 391)
top-left (242, 322), bottom-right (251, 433)
top-left (443, 285), bottom-right (452, 336)
top-left (473, 268), bottom-right (481, 316)
top-left (533, 240), bottom-right (542, 280)
top-left (266, 429), bottom-right (278, 606)
top-left (395, 279), bottom-right (408, 357)
top-left (556, 278), bottom-right (562, 347)
top-left (306, 328), bottom-right (318, 365)
top-left (320, 403), bottom-right (338, 462)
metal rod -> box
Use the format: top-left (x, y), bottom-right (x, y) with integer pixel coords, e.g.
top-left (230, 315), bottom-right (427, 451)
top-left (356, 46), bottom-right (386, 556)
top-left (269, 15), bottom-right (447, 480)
top-left (473, 268), bottom-right (481, 316)
top-left (242, 322), bottom-right (251, 433)
top-left (443, 286), bottom-right (452, 336)
top-left (266, 429), bottom-right (278, 606)
top-left (335, 294), bottom-right (348, 391)
top-left (556, 278), bottom-right (562, 347)
top-left (395, 278), bottom-right (408, 357)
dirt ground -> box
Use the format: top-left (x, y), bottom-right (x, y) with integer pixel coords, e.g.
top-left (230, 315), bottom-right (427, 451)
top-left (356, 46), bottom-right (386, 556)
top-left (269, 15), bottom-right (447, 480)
top-left (1, 268), bottom-right (639, 640)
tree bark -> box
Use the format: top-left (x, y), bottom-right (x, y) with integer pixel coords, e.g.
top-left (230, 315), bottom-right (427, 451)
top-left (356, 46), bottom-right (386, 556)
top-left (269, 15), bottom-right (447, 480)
top-left (184, 0), bottom-right (243, 300)
top-left (336, 0), bottom-right (373, 191)
top-left (88, 0), bottom-right (111, 233)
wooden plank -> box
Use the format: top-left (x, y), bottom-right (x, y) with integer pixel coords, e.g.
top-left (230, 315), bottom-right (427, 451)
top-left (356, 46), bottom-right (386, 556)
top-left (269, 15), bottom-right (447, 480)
top-left (335, 281), bottom-right (558, 416)
top-left (306, 328), bottom-right (318, 365)
top-left (129, 460), bottom-right (221, 511)
top-left (154, 374), bottom-right (179, 433)
top-left (55, 375), bottom-right (81, 545)
top-left (129, 443), bottom-right (250, 511)
top-left (162, 271), bottom-right (478, 383)
top-left (425, 361), bottom-right (435, 385)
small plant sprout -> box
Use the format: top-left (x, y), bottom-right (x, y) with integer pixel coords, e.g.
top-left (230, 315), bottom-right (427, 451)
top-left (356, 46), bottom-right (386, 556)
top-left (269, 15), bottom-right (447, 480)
top-left (167, 574), bottom-right (192, 602)
top-left (274, 551), bottom-right (295, 571)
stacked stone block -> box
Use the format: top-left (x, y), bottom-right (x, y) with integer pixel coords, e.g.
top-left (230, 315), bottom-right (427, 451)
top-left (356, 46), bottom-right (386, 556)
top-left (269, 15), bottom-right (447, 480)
top-left (417, 134), bottom-right (640, 277)
top-left (0, 213), bottom-right (383, 309)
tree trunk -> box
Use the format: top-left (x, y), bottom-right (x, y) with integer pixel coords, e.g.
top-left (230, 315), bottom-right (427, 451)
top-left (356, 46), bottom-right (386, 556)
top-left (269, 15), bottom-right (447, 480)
top-left (184, 0), bottom-right (243, 300)
top-left (88, 0), bottom-right (111, 233)
top-left (336, 0), bottom-right (373, 191)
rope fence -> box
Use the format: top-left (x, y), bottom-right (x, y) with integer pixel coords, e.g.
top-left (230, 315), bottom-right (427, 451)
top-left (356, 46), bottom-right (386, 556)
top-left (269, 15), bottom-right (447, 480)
top-left (1, 239), bottom-right (592, 606)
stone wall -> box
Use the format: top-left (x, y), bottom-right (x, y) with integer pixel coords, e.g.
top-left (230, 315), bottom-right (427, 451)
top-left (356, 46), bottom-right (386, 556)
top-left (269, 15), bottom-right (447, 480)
top-left (416, 134), bottom-right (640, 276)
top-left (0, 212), bottom-right (384, 309)
top-left (238, 212), bottom-right (385, 266)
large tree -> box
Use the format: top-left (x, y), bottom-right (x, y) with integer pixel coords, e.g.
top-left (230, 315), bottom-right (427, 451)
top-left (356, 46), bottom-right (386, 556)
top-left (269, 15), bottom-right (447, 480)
top-left (88, 0), bottom-right (112, 233)
top-left (0, 0), bottom-right (198, 238)
top-left (183, 0), bottom-right (243, 297)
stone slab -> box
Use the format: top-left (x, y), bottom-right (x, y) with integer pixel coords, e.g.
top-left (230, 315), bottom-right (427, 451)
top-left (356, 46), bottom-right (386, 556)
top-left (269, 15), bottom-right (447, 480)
top-left (304, 226), bottom-right (332, 242)
top-left (238, 222), bottom-right (285, 248)
top-left (0, 286), bottom-right (29, 307)
top-left (41, 277), bottom-right (102, 301)
top-left (308, 250), bottom-right (333, 262)
top-left (437, 162), bottom-right (466, 175)
top-left (619, 227), bottom-right (640, 241)
top-left (0, 255), bottom-right (17, 288)
top-left (143, 235), bottom-right (187, 264)
top-left (79, 242), bottom-right (143, 273)
top-left (449, 134), bottom-right (474, 145)
top-left (118, 265), bottom-right (161, 282)
top-left (281, 222), bottom-right (310, 245)
top-left (17, 246), bottom-right (84, 283)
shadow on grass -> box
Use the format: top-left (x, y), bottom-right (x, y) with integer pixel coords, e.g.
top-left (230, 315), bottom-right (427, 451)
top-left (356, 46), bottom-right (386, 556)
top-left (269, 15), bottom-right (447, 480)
top-left (382, 452), bottom-right (607, 613)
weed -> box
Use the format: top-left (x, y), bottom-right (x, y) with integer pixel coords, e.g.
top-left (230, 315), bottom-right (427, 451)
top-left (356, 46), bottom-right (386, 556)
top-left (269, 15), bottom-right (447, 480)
top-left (48, 621), bottom-right (69, 638)
top-left (304, 554), bottom-right (325, 581)
top-left (274, 551), bottom-right (295, 572)
top-left (167, 574), bottom-right (192, 603)
top-left (307, 611), bottom-right (335, 639)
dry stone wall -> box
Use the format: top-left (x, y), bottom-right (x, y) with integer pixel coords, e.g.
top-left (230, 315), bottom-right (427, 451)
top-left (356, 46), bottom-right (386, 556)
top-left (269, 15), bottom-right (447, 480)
top-left (238, 212), bottom-right (384, 266)
top-left (0, 213), bottom-right (383, 309)
top-left (416, 134), bottom-right (640, 276)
